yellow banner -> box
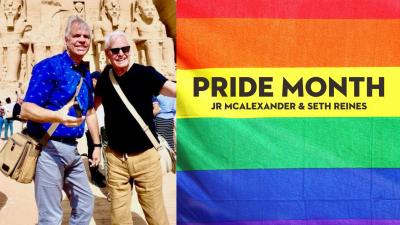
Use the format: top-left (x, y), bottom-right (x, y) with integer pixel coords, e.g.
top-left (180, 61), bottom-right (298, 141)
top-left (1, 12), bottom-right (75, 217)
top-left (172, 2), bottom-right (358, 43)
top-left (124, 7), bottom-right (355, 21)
top-left (177, 67), bottom-right (400, 118)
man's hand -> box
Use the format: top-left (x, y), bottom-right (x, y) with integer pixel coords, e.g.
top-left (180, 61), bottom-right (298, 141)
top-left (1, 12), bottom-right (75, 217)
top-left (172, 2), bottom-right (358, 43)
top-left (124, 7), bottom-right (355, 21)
top-left (56, 101), bottom-right (85, 127)
top-left (89, 147), bottom-right (101, 167)
top-left (21, 102), bottom-right (85, 125)
top-left (61, 115), bottom-right (85, 127)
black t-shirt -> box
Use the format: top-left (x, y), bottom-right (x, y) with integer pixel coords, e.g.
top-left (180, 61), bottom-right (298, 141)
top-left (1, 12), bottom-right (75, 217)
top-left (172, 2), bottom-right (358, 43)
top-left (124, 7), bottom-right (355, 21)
top-left (95, 64), bottom-right (167, 153)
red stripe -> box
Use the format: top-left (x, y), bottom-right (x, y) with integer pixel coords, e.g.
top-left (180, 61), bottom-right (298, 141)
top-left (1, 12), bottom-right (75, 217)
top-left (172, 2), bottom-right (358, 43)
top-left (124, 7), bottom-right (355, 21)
top-left (178, 0), bottom-right (400, 19)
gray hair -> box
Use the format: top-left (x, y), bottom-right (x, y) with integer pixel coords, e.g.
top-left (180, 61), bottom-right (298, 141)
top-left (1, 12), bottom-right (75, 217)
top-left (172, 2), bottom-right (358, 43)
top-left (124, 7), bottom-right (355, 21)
top-left (64, 15), bottom-right (91, 39)
top-left (104, 31), bottom-right (129, 49)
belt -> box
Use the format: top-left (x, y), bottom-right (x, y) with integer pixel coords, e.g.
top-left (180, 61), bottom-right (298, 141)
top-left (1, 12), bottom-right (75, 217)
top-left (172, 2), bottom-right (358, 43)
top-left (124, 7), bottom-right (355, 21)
top-left (50, 137), bottom-right (77, 145)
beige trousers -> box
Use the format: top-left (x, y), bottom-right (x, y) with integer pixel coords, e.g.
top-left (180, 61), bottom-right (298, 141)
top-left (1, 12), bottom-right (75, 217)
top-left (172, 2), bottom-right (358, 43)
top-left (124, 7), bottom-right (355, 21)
top-left (105, 147), bottom-right (169, 225)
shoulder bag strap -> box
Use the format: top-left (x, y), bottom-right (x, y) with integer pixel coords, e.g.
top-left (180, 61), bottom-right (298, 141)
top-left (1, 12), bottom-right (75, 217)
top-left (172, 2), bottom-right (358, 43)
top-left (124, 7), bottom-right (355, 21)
top-left (39, 77), bottom-right (84, 145)
top-left (108, 69), bottom-right (162, 150)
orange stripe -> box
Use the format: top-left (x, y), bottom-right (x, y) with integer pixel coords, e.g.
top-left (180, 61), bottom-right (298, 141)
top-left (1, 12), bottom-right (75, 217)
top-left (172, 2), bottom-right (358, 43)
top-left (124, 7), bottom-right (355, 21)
top-left (177, 19), bottom-right (400, 69)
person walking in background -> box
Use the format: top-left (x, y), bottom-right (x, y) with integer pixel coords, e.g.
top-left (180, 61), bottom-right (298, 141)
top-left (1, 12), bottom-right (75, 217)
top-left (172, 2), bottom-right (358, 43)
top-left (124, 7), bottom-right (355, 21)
top-left (3, 97), bottom-right (15, 139)
top-left (0, 101), bottom-right (4, 139)
top-left (153, 94), bottom-right (176, 150)
top-left (21, 16), bottom-right (101, 225)
top-left (12, 96), bottom-right (23, 120)
top-left (94, 31), bottom-right (176, 225)
top-left (12, 96), bottom-right (26, 132)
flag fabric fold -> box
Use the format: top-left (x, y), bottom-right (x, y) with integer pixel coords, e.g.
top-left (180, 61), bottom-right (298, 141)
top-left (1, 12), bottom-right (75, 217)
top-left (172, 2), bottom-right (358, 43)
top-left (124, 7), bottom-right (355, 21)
top-left (177, 1), bottom-right (400, 224)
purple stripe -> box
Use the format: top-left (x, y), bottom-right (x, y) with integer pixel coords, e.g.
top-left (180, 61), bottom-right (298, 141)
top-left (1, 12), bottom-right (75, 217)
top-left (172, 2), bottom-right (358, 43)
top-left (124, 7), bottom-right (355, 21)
top-left (183, 220), bottom-right (400, 225)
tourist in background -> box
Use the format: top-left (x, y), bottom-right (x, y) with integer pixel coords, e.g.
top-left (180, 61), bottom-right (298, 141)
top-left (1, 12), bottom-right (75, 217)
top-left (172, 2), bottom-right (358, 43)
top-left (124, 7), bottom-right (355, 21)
top-left (153, 94), bottom-right (176, 150)
top-left (0, 101), bottom-right (4, 139)
top-left (3, 97), bottom-right (15, 139)
top-left (10, 94), bottom-right (27, 132)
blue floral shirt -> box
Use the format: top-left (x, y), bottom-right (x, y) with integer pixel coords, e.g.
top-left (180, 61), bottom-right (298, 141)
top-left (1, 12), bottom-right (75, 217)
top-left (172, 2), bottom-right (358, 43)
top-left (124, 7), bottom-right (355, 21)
top-left (24, 51), bottom-right (94, 138)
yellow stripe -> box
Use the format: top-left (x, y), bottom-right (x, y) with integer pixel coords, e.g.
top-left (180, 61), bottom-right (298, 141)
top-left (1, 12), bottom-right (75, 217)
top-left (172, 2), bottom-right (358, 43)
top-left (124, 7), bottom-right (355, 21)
top-left (177, 67), bottom-right (400, 118)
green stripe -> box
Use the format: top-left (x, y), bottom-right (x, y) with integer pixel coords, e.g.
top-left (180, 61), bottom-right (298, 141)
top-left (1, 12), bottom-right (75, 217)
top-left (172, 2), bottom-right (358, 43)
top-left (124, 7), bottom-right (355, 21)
top-left (177, 117), bottom-right (400, 171)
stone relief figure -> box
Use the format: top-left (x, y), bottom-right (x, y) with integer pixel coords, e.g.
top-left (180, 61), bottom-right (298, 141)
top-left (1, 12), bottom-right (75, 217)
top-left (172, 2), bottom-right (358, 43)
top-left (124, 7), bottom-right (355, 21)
top-left (1, 0), bottom-right (32, 82)
top-left (93, 0), bottom-right (138, 70)
top-left (20, 44), bottom-right (34, 93)
top-left (32, 0), bottom-right (69, 63)
top-left (73, 1), bottom-right (85, 20)
top-left (0, 0), bottom-right (175, 94)
top-left (19, 52), bottom-right (26, 82)
top-left (133, 0), bottom-right (175, 80)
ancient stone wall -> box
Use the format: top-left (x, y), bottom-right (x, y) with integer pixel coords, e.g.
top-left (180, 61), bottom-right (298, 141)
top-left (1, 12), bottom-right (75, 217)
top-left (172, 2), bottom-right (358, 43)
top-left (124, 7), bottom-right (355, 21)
top-left (0, 0), bottom-right (176, 96)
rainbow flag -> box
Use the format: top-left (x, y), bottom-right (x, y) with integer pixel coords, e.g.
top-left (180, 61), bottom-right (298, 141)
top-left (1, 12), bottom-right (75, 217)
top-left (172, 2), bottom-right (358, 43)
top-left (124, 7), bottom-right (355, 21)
top-left (177, 1), bottom-right (400, 224)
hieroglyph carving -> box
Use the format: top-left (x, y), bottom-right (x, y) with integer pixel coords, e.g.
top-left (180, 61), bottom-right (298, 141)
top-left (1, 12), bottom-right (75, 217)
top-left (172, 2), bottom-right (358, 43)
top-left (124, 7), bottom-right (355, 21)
top-left (73, 1), bottom-right (86, 20)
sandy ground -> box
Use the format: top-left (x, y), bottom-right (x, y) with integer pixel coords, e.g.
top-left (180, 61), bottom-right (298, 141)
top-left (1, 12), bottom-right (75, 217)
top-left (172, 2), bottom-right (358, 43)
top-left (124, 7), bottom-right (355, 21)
top-left (0, 135), bottom-right (176, 225)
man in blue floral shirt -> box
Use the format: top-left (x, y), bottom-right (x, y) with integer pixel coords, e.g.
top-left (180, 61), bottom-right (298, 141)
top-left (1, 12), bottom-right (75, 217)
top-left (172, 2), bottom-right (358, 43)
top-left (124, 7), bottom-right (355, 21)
top-left (21, 16), bottom-right (101, 225)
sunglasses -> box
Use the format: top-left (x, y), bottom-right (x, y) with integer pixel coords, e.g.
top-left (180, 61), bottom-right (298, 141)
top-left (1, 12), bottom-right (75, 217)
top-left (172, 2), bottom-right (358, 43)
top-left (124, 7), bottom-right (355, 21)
top-left (109, 46), bottom-right (130, 54)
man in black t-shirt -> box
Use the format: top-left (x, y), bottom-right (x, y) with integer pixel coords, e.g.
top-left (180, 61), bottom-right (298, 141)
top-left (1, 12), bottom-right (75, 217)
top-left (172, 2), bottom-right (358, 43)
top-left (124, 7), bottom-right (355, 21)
top-left (94, 31), bottom-right (176, 225)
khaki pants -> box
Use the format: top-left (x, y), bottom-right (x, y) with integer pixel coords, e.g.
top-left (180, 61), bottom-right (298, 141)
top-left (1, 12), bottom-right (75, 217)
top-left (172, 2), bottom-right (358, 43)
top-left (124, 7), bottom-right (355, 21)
top-left (105, 147), bottom-right (169, 225)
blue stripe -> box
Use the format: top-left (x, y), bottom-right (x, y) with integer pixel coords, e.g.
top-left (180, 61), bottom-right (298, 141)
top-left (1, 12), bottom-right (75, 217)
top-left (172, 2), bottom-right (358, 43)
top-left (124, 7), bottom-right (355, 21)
top-left (177, 169), bottom-right (400, 223)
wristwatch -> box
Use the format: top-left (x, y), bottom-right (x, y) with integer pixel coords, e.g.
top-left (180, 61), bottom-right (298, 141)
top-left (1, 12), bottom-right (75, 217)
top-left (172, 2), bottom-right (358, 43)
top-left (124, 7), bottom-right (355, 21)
top-left (93, 143), bottom-right (102, 148)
